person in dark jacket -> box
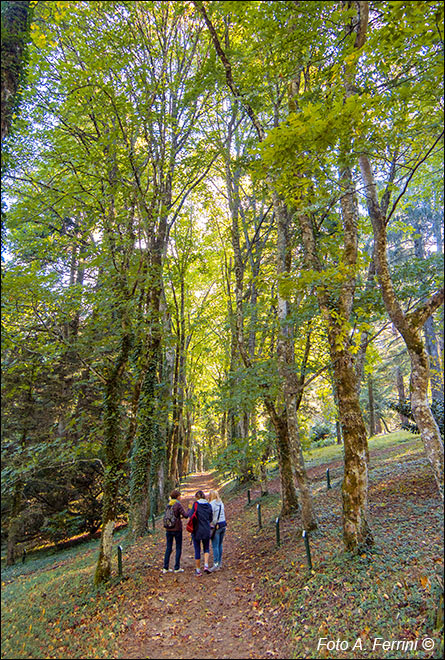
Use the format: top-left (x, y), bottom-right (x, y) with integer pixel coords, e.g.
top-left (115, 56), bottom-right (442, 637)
top-left (162, 489), bottom-right (189, 574)
top-left (190, 490), bottom-right (213, 575)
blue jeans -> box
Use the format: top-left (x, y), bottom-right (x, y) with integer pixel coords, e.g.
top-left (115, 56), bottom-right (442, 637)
top-left (164, 530), bottom-right (183, 570)
top-left (211, 526), bottom-right (226, 565)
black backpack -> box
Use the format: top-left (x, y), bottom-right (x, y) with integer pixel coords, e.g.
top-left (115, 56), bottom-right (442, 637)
top-left (163, 504), bottom-right (177, 529)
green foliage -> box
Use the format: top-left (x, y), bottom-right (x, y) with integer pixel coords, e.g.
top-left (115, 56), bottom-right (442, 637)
top-left (212, 427), bottom-right (274, 483)
top-left (388, 399), bottom-right (444, 439)
top-left (310, 423), bottom-right (337, 447)
top-left (1, 0), bottom-right (443, 583)
top-left (40, 510), bottom-right (86, 545)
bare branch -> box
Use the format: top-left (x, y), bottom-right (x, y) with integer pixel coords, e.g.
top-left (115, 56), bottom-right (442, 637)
top-left (192, 1), bottom-right (265, 141)
top-left (386, 131), bottom-right (444, 224)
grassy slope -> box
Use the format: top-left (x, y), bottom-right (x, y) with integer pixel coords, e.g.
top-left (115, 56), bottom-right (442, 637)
top-left (1, 431), bottom-right (443, 659)
top-left (242, 432), bottom-right (444, 659)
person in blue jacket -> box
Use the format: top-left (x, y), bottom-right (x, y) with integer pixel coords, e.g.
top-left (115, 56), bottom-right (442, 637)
top-left (189, 490), bottom-right (213, 575)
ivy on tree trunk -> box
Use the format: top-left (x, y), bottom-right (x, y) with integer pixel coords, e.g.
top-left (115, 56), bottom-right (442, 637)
top-left (1, 0), bottom-right (30, 141)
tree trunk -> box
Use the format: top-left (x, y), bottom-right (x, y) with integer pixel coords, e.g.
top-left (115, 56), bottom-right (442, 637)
top-left (94, 465), bottom-right (120, 585)
top-left (368, 374), bottom-right (376, 437)
top-left (409, 343), bottom-right (444, 489)
top-left (396, 366), bottom-right (410, 427)
top-left (297, 174), bottom-right (373, 552)
top-left (169, 277), bottom-right (187, 485)
top-left (359, 152), bottom-right (444, 499)
top-left (276, 418), bottom-right (301, 516)
top-left (224, 123), bottom-right (256, 484)
top-left (280, 344), bottom-right (317, 528)
top-left (316, 2), bottom-right (372, 549)
top-left (336, 421), bottom-right (342, 445)
top-left (375, 416), bottom-right (383, 435)
top-left (6, 480), bottom-right (23, 566)
top-left (423, 316), bottom-right (443, 402)
top-left (129, 360), bottom-right (157, 538)
top-left (413, 217), bottom-right (444, 402)
top-left (94, 331), bottom-right (132, 584)
top-left (331, 373), bottom-right (343, 444)
top-left (329, 338), bottom-right (373, 551)
top-left (220, 411), bottom-right (227, 447)
top-left (1, 0), bottom-right (30, 141)
top-left (180, 403), bottom-right (193, 477)
top-left (274, 194), bottom-right (316, 526)
top-left (355, 258), bottom-right (376, 392)
top-left (259, 433), bottom-right (271, 496)
top-left (264, 398), bottom-right (300, 516)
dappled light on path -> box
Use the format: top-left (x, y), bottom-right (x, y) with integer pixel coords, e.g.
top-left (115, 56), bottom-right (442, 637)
top-left (116, 471), bottom-right (290, 659)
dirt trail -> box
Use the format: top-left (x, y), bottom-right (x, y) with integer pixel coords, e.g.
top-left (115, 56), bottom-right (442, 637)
top-left (117, 472), bottom-right (291, 659)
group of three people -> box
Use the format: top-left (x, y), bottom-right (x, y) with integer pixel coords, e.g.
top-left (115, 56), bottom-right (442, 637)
top-left (163, 488), bottom-right (226, 576)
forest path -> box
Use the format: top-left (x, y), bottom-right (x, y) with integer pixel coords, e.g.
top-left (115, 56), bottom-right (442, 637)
top-left (116, 471), bottom-right (291, 659)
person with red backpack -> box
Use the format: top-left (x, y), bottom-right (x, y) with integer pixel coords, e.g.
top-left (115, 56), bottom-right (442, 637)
top-left (188, 490), bottom-right (213, 576)
top-left (162, 489), bottom-right (189, 574)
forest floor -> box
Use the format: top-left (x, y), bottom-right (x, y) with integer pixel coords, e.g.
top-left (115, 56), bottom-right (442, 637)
top-left (115, 470), bottom-right (292, 659)
top-left (1, 432), bottom-right (444, 660)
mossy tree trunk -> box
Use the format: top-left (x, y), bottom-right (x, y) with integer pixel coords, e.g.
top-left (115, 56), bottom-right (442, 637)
top-left (129, 359), bottom-right (158, 538)
top-left (307, 0), bottom-right (372, 552)
top-left (1, 0), bottom-right (31, 141)
top-left (94, 465), bottom-right (121, 585)
top-left (264, 397), bottom-right (300, 516)
top-left (129, 169), bottom-right (173, 533)
top-left (275, 196), bottom-right (317, 529)
top-left (292, 13), bottom-right (374, 547)
top-left (168, 276), bottom-right (187, 486)
top-left (359, 153), bottom-right (444, 500)
top-left (329, 333), bottom-right (373, 551)
top-left (298, 170), bottom-right (373, 552)
top-left (94, 332), bottom-right (132, 585)
top-left (302, 161), bottom-right (373, 549)
top-left (6, 479), bottom-right (23, 566)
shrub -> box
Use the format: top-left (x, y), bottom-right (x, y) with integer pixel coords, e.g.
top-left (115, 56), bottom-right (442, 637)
top-left (387, 398), bottom-right (444, 438)
top-left (41, 510), bottom-right (86, 545)
top-left (310, 423), bottom-right (336, 446)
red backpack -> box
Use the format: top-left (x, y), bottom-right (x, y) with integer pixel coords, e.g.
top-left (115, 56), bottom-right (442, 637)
top-left (186, 502), bottom-right (198, 533)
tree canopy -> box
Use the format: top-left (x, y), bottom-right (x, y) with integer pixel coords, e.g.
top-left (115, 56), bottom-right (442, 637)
top-left (1, 0), bottom-right (443, 581)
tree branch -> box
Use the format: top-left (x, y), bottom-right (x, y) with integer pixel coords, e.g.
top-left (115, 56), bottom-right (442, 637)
top-left (406, 288), bottom-right (444, 330)
top-left (192, 1), bottom-right (265, 141)
top-left (386, 131), bottom-right (444, 224)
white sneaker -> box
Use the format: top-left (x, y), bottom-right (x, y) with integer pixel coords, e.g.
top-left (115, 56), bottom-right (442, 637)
top-left (174, 568), bottom-right (185, 573)
top-left (162, 568), bottom-right (173, 573)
